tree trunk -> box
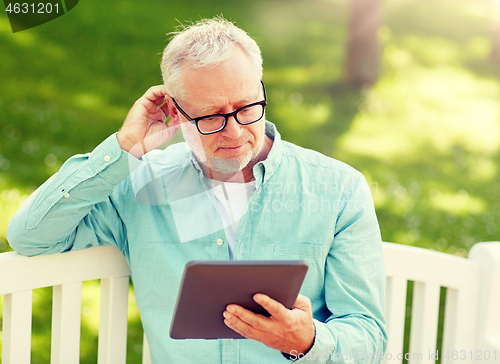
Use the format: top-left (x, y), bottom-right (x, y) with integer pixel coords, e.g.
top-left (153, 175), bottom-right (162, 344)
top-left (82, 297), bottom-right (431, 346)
top-left (492, 20), bottom-right (500, 63)
top-left (346, 0), bottom-right (382, 85)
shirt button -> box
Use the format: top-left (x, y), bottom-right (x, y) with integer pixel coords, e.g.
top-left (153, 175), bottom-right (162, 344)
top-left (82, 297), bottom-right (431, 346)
top-left (217, 239), bottom-right (223, 246)
top-left (104, 155), bottom-right (111, 162)
top-left (64, 192), bottom-right (70, 198)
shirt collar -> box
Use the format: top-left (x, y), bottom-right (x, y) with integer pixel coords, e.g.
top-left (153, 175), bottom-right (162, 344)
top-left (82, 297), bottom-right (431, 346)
top-left (253, 121), bottom-right (283, 186)
top-left (188, 120), bottom-right (283, 186)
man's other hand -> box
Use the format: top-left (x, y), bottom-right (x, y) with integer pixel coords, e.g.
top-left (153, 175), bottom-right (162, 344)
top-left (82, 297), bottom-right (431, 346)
top-left (223, 293), bottom-right (315, 356)
top-left (117, 86), bottom-right (179, 158)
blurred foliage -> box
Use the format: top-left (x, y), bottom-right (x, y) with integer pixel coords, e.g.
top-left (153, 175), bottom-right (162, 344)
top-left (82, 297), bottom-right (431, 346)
top-left (1, 0), bottom-right (500, 362)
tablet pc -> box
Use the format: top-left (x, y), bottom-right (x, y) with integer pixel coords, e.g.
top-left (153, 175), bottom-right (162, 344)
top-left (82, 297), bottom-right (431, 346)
top-left (169, 260), bottom-right (309, 339)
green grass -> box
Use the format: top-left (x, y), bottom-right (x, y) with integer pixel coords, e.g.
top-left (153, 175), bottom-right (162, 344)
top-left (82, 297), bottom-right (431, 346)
top-left (1, 0), bottom-right (499, 361)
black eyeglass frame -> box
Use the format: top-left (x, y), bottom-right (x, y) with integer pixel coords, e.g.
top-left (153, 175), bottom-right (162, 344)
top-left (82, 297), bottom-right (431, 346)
top-left (171, 81), bottom-right (267, 135)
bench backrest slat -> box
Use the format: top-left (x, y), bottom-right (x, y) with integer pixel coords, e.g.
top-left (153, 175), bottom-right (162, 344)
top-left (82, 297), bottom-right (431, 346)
top-left (142, 332), bottom-right (152, 364)
top-left (385, 276), bottom-right (408, 364)
top-left (97, 276), bottom-right (130, 364)
top-left (442, 286), bottom-right (479, 360)
top-left (50, 282), bottom-right (83, 364)
top-left (409, 282), bottom-right (441, 362)
top-left (2, 290), bottom-right (33, 364)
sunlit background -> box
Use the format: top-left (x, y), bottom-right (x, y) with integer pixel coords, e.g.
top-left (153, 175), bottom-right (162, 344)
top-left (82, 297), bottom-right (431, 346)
top-left (1, 0), bottom-right (499, 362)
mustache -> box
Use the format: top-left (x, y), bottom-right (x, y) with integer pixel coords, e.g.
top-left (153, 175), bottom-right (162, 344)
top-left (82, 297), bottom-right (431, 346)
top-left (212, 138), bottom-right (251, 149)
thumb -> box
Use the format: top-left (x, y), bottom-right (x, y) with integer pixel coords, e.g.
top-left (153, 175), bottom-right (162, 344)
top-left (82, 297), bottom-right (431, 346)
top-left (293, 294), bottom-right (312, 312)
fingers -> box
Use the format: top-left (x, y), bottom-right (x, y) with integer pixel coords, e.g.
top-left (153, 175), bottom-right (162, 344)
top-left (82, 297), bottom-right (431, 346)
top-left (142, 85), bottom-right (169, 105)
top-left (136, 86), bottom-right (170, 118)
top-left (224, 294), bottom-right (306, 332)
top-left (223, 307), bottom-right (263, 339)
top-left (226, 304), bottom-right (265, 329)
top-left (254, 294), bottom-right (289, 321)
top-left (136, 96), bottom-right (168, 118)
top-left (145, 86), bottom-right (172, 121)
top-left (159, 98), bottom-right (171, 120)
top-left (223, 295), bottom-right (289, 337)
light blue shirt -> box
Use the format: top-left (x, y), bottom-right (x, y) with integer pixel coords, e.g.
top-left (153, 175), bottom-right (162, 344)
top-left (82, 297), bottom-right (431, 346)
top-left (7, 122), bottom-right (387, 363)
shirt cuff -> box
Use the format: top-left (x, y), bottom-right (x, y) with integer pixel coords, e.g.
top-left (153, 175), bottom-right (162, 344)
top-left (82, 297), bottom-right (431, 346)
top-left (291, 320), bottom-right (336, 363)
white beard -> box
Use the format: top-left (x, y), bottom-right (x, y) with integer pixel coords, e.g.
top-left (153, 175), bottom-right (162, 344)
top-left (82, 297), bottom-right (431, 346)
top-left (180, 123), bottom-right (264, 175)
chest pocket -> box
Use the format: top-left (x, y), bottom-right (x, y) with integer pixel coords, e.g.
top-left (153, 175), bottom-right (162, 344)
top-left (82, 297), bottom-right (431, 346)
top-left (273, 242), bottom-right (327, 300)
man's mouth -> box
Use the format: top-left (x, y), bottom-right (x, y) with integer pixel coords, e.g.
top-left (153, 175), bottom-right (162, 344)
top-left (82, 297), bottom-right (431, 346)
top-left (218, 142), bottom-right (248, 153)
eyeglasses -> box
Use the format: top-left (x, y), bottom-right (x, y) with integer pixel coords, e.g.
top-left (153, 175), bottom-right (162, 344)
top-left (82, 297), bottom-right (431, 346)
top-left (171, 81), bottom-right (267, 135)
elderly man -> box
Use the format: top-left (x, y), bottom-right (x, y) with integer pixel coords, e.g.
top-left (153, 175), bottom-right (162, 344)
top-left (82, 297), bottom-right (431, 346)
top-left (8, 17), bottom-right (387, 363)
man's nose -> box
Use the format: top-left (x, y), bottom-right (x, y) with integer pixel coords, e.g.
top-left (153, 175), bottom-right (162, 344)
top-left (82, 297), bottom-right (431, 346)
top-left (221, 115), bottom-right (244, 139)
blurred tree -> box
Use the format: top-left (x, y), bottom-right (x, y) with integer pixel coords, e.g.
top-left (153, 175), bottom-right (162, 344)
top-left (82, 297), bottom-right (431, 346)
top-left (492, 20), bottom-right (500, 63)
top-left (346, 0), bottom-right (381, 85)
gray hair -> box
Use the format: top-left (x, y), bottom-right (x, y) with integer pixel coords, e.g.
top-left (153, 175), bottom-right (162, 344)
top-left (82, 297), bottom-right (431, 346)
top-left (161, 16), bottom-right (263, 100)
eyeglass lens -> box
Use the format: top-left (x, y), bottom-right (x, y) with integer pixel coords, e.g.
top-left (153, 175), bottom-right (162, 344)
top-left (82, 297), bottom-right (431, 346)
top-left (197, 104), bottom-right (265, 134)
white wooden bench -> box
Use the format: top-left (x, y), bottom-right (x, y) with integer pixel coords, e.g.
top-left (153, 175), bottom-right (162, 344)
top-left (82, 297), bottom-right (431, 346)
top-left (1, 242), bottom-right (499, 364)
top-left (383, 241), bottom-right (500, 364)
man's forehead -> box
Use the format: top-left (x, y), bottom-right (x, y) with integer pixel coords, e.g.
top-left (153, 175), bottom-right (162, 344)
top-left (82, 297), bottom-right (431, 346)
top-left (179, 46), bottom-right (260, 109)
top-left (198, 94), bottom-right (255, 112)
top-left (185, 81), bottom-right (261, 113)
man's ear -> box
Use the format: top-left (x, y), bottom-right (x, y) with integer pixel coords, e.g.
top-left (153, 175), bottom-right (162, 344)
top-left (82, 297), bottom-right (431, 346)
top-left (163, 96), bottom-right (180, 127)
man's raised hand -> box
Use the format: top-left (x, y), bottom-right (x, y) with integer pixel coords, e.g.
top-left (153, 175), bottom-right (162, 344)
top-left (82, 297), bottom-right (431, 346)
top-left (117, 86), bottom-right (179, 158)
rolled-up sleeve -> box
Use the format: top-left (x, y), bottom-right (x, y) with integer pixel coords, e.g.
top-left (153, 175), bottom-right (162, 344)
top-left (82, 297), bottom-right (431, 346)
top-left (7, 133), bottom-right (131, 256)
